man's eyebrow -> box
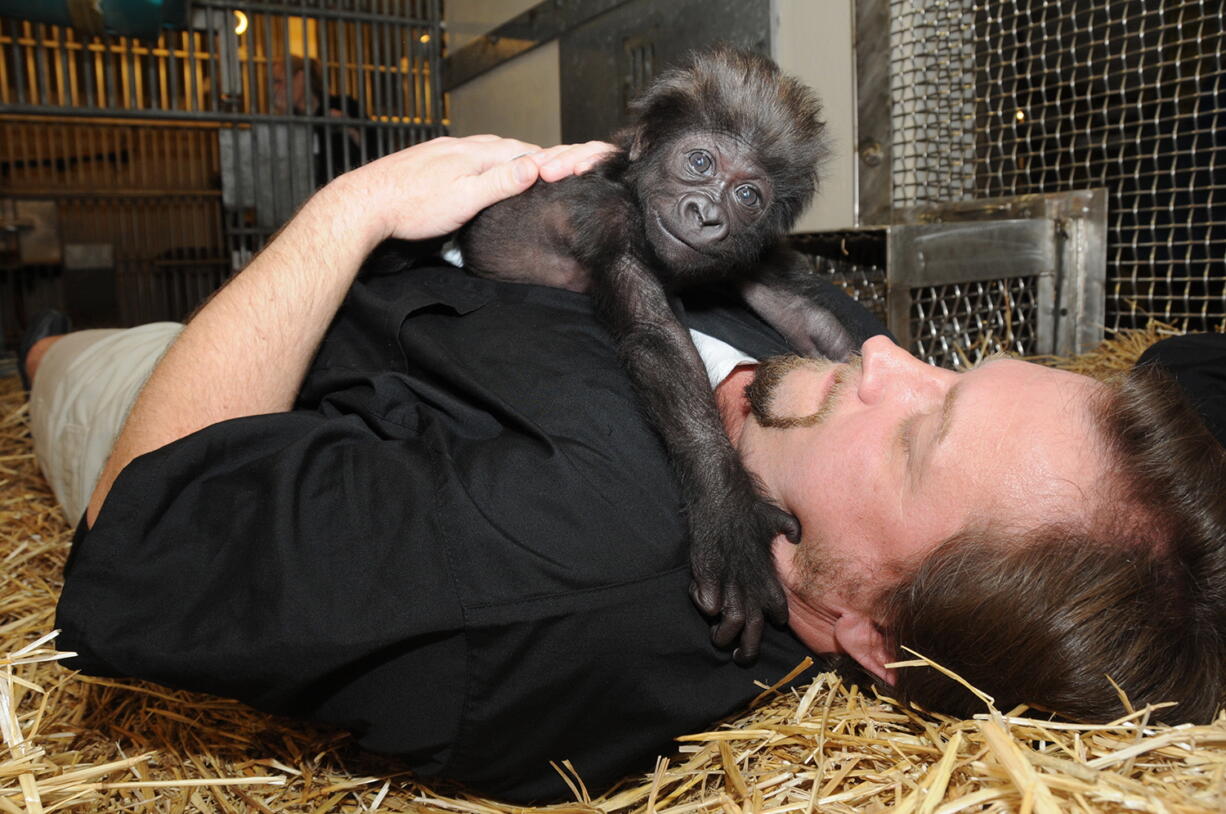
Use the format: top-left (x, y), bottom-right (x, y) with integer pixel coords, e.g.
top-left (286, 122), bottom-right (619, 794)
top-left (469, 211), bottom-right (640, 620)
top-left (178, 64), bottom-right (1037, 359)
top-left (934, 379), bottom-right (964, 447)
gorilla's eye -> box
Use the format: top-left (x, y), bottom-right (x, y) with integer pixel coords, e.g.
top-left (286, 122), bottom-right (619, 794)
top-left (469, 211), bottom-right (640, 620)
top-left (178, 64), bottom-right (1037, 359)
top-left (687, 150), bottom-right (714, 174)
top-left (735, 185), bottom-right (762, 208)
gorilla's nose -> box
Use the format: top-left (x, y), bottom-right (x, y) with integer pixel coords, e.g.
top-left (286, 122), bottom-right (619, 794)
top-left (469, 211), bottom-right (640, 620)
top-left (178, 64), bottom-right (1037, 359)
top-left (680, 194), bottom-right (728, 243)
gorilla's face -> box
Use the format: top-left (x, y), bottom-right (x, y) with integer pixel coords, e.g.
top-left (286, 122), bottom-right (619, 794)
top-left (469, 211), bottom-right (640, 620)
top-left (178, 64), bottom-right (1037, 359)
top-left (638, 133), bottom-right (774, 281)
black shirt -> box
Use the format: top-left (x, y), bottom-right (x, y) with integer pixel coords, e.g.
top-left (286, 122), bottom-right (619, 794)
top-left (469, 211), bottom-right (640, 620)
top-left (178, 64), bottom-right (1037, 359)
top-left (1137, 333), bottom-right (1226, 447)
top-left (56, 256), bottom-right (832, 802)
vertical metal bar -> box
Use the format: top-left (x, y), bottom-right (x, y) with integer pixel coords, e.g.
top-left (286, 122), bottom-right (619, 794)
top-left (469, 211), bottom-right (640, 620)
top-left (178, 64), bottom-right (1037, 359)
top-left (205, 12), bottom-right (218, 112)
top-left (217, 7), bottom-right (242, 110)
top-left (51, 25), bottom-right (66, 105)
top-left (81, 29), bottom-right (97, 108)
top-left (126, 196), bottom-right (140, 325)
top-left (186, 27), bottom-right (198, 111)
top-left (300, 9), bottom-right (315, 117)
top-left (102, 34), bottom-right (118, 108)
top-left (368, 5), bottom-right (382, 165)
top-left (33, 23), bottom-right (50, 104)
top-left (10, 19), bottom-right (28, 105)
top-left (125, 35), bottom-right (138, 109)
top-left (385, 5), bottom-right (397, 152)
top-left (83, 122), bottom-right (95, 191)
top-left (1, 124), bottom-right (13, 192)
top-left (58, 122), bottom-right (69, 190)
top-left (23, 118), bottom-right (39, 188)
top-left (68, 28), bottom-right (81, 106)
top-left (0, 23), bottom-right (9, 105)
top-left (855, 0), bottom-right (892, 225)
top-left (244, 13), bottom-right (259, 117)
top-left (80, 123), bottom-right (93, 190)
top-left (142, 33), bottom-right (154, 108)
top-left (428, 0), bottom-right (442, 129)
top-left (392, 13), bottom-right (406, 151)
top-left (271, 12), bottom-right (283, 116)
top-left (407, 10), bottom-right (419, 130)
top-left (167, 30), bottom-right (181, 110)
top-left (164, 125), bottom-right (176, 195)
top-left (333, 17), bottom-right (350, 181)
top-left (61, 26), bottom-right (76, 106)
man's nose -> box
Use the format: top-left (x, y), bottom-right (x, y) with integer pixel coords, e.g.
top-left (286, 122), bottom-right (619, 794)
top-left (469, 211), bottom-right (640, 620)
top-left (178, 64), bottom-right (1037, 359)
top-left (856, 335), bottom-right (948, 405)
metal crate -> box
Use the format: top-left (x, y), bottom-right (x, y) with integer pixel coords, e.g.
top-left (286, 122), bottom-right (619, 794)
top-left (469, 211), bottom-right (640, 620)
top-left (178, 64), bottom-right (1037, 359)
top-left (793, 189), bottom-right (1106, 369)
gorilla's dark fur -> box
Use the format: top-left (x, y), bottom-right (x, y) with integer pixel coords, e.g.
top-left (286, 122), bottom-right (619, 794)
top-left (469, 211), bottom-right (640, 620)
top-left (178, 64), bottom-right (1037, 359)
top-left (460, 46), bottom-right (872, 661)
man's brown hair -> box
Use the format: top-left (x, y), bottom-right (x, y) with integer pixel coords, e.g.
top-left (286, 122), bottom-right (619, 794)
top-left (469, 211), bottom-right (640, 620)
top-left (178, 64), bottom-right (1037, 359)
top-left (880, 362), bottom-right (1226, 723)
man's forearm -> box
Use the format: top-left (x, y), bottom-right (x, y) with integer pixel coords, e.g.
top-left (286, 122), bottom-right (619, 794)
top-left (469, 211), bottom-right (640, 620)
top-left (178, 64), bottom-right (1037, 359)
top-left (86, 178), bottom-right (382, 525)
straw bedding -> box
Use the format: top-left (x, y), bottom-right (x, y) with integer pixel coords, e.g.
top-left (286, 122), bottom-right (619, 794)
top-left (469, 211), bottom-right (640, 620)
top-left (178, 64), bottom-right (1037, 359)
top-left (1, 322), bottom-right (1223, 812)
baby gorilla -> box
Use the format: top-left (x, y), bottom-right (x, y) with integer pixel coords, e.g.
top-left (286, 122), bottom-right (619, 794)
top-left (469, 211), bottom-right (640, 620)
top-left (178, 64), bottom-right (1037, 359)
top-left (459, 46), bottom-right (869, 662)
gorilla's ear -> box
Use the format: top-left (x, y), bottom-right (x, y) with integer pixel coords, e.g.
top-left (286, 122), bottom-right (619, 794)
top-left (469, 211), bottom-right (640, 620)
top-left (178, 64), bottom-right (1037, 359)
top-left (627, 128), bottom-right (646, 162)
top-left (613, 122), bottom-right (648, 162)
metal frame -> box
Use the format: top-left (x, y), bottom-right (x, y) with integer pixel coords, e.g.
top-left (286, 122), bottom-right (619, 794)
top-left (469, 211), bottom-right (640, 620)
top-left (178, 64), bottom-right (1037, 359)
top-left (853, 0), bottom-right (890, 226)
top-left (890, 189), bottom-right (1108, 359)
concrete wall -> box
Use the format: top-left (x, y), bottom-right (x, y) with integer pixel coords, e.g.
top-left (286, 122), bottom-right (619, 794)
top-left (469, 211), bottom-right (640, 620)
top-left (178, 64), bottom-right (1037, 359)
top-left (445, 0), bottom-right (563, 146)
top-left (772, 0), bottom-right (857, 231)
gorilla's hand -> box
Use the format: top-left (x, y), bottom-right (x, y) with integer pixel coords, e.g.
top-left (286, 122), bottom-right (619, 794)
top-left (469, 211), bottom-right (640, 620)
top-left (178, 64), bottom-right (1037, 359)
top-left (688, 487), bottom-right (798, 664)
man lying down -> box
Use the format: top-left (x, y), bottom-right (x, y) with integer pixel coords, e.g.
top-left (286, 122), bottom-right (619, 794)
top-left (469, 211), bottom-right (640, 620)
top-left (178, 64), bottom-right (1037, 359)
top-left (20, 136), bottom-right (1226, 802)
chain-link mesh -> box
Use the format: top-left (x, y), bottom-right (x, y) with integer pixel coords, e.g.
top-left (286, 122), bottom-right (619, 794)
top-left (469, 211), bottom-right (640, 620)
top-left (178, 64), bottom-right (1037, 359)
top-left (888, 0), bottom-right (1224, 333)
top-left (910, 276), bottom-right (1040, 368)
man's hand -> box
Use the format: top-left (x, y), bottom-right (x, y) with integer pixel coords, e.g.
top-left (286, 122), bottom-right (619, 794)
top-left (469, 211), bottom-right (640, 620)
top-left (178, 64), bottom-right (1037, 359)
top-left (341, 136), bottom-right (615, 245)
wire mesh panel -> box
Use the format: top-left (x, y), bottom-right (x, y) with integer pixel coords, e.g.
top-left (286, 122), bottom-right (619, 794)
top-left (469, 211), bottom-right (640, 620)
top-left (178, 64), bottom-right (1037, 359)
top-left (889, 0), bottom-right (976, 208)
top-left (0, 1), bottom-right (444, 332)
top-left (910, 276), bottom-right (1040, 367)
top-left (884, 0), bottom-right (1225, 333)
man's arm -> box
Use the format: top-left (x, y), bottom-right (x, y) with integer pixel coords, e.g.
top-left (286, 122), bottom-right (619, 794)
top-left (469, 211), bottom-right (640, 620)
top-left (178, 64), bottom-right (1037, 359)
top-left (86, 135), bottom-right (613, 526)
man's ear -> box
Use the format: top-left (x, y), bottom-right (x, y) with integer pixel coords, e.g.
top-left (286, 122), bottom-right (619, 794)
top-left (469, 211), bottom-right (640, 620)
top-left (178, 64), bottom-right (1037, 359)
top-left (832, 612), bottom-right (895, 686)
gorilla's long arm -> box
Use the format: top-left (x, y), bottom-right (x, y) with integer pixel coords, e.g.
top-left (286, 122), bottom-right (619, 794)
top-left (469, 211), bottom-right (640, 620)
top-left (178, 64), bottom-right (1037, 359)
top-left (742, 247), bottom-right (885, 361)
top-left (595, 253), bottom-right (801, 661)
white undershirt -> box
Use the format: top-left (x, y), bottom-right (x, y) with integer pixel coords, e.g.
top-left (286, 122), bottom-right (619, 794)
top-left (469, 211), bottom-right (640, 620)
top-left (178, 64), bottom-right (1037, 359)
top-left (690, 329), bottom-right (757, 389)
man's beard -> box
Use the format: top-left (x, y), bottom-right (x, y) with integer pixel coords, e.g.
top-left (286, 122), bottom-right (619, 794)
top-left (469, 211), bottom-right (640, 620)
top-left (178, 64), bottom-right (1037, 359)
top-left (745, 354), bottom-right (871, 605)
top-left (745, 354), bottom-right (858, 429)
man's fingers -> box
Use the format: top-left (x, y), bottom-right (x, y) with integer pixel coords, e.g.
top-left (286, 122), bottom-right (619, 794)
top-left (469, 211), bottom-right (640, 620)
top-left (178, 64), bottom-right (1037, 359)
top-left (460, 153), bottom-right (540, 213)
top-left (538, 140), bottom-right (617, 181)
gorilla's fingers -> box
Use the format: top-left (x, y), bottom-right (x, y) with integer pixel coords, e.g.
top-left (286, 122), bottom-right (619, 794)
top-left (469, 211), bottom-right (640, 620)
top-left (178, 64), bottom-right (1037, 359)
top-left (733, 611), bottom-right (765, 665)
top-left (690, 579), bottom-right (723, 617)
top-left (710, 585), bottom-right (746, 648)
top-left (764, 504), bottom-right (801, 544)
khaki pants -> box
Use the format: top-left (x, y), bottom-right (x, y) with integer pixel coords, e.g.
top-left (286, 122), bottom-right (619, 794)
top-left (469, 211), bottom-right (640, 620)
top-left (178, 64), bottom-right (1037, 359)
top-left (29, 323), bottom-right (182, 525)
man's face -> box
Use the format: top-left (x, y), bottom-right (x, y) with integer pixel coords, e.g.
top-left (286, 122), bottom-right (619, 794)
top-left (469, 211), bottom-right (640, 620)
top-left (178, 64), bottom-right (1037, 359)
top-left (733, 335), bottom-right (1107, 660)
top-left (270, 61), bottom-right (308, 115)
